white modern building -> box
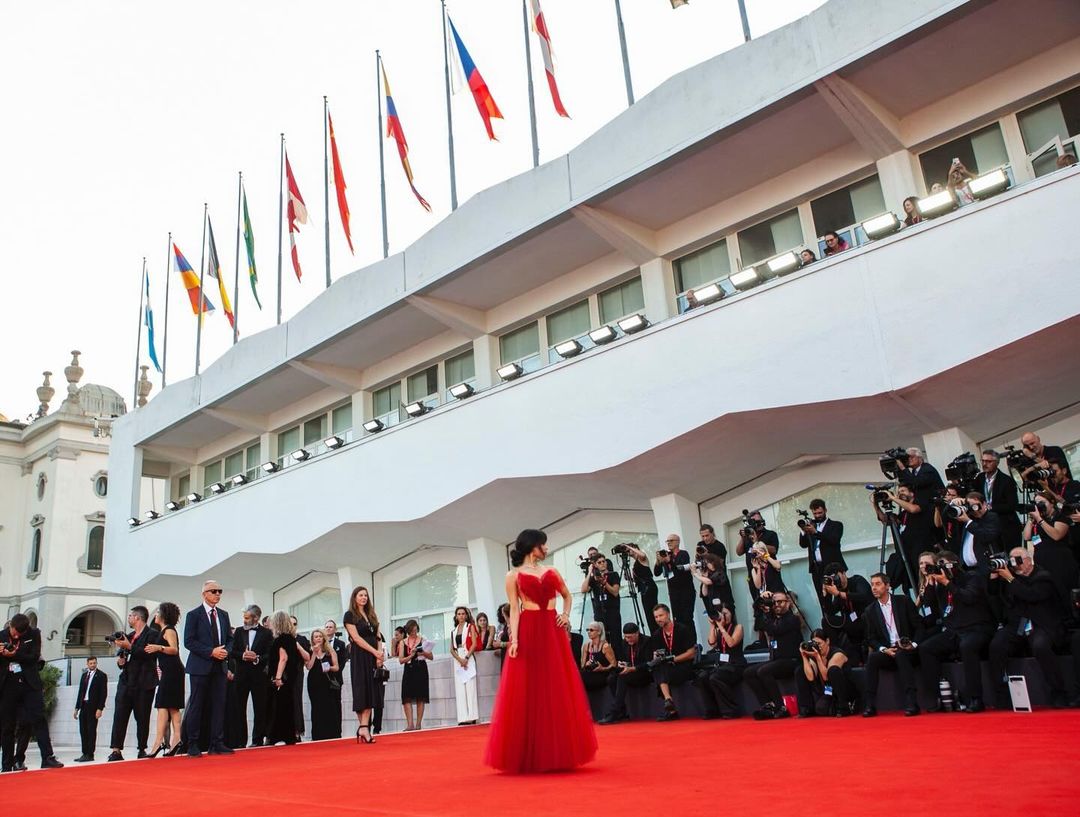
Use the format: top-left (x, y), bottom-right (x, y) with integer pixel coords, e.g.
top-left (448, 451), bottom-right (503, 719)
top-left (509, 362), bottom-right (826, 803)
top-left (105, 0), bottom-right (1080, 650)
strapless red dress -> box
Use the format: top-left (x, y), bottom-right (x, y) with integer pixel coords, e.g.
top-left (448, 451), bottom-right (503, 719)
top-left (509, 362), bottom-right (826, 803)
top-left (483, 570), bottom-right (598, 774)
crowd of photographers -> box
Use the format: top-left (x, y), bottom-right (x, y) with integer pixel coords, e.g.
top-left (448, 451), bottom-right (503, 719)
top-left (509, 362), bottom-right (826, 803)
top-left (578, 432), bottom-right (1080, 722)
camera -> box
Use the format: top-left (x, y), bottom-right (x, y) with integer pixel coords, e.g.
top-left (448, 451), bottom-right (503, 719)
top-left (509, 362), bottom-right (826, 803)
top-left (800, 640), bottom-right (819, 654)
top-left (822, 573), bottom-right (840, 587)
top-left (795, 508), bottom-right (812, 529)
top-left (1029, 468), bottom-right (1052, 482)
top-left (1003, 444), bottom-right (1035, 473)
top-left (578, 554), bottom-right (597, 574)
top-left (657, 549), bottom-right (670, 558)
top-left (757, 595), bottom-right (774, 611)
top-left (865, 482), bottom-right (896, 508)
top-left (104, 631), bottom-right (126, 644)
top-left (944, 452), bottom-right (979, 491)
top-left (988, 553), bottom-right (1024, 571)
top-left (896, 637), bottom-right (914, 650)
top-left (611, 543), bottom-right (633, 557)
top-left (879, 447), bottom-right (910, 479)
top-left (943, 502), bottom-right (968, 520)
top-left (1016, 502), bottom-right (1036, 514)
top-left (739, 508), bottom-right (765, 538)
top-left (646, 650), bottom-right (674, 669)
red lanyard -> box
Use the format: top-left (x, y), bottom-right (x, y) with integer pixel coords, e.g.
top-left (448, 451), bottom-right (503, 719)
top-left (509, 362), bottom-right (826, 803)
top-left (628, 644), bottom-right (636, 665)
top-left (718, 627), bottom-right (728, 654)
top-left (662, 625), bottom-right (674, 652)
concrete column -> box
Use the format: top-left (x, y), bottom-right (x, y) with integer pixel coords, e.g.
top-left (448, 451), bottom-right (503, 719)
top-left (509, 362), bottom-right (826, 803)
top-left (189, 465), bottom-right (205, 497)
top-left (349, 392), bottom-right (366, 439)
top-left (649, 493), bottom-right (701, 549)
top-left (472, 334), bottom-right (500, 389)
top-left (467, 537), bottom-right (509, 618)
top-left (337, 566), bottom-right (373, 617)
top-left (875, 149), bottom-right (923, 208)
top-left (241, 587), bottom-right (273, 619)
top-left (260, 432), bottom-right (274, 466)
top-left (999, 114), bottom-right (1034, 185)
top-left (639, 258), bottom-right (676, 323)
top-left (129, 447), bottom-right (145, 517)
top-left (922, 427), bottom-right (979, 473)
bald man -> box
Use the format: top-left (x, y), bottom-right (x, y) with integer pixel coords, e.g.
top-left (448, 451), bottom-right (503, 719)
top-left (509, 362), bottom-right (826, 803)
top-left (182, 581), bottom-right (234, 757)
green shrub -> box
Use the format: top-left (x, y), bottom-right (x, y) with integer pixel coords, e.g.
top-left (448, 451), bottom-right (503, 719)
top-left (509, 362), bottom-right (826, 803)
top-left (41, 665), bottom-right (62, 717)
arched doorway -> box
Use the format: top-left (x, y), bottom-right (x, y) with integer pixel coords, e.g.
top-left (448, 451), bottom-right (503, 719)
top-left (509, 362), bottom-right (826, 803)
top-left (63, 607), bottom-right (122, 658)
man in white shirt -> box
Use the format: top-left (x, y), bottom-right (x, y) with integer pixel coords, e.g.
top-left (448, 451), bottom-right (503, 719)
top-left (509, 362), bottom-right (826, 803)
top-left (862, 574), bottom-right (921, 717)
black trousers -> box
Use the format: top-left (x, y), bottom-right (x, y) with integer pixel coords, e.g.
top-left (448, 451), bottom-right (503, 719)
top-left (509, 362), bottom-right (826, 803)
top-left (185, 670), bottom-right (227, 749)
top-left (233, 667), bottom-right (269, 746)
top-left (693, 664), bottom-right (745, 716)
top-left (109, 682), bottom-right (154, 751)
top-left (581, 669), bottom-right (612, 692)
top-left (988, 627), bottom-right (1064, 704)
top-left (919, 628), bottom-right (992, 702)
top-left (1072, 630), bottom-right (1080, 699)
top-left (77, 707), bottom-right (100, 757)
top-left (864, 649), bottom-right (918, 706)
top-left (651, 661), bottom-right (694, 696)
top-left (605, 667), bottom-right (651, 717)
top-left (372, 678), bottom-right (386, 734)
top-left (794, 664), bottom-right (853, 714)
top-left (591, 602), bottom-right (623, 647)
top-left (0, 676), bottom-right (54, 768)
top-left (743, 658), bottom-right (798, 707)
top-left (669, 587), bottom-right (697, 635)
top-left (292, 666), bottom-right (305, 735)
top-left (639, 586), bottom-right (660, 635)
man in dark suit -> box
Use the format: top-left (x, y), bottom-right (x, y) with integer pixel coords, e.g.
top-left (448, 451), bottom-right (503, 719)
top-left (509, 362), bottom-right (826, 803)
top-left (598, 623), bottom-right (652, 724)
top-left (897, 447), bottom-right (945, 513)
top-left (183, 580), bottom-right (234, 757)
top-left (73, 655), bottom-right (108, 762)
top-left (977, 450), bottom-right (1022, 550)
top-left (107, 605), bottom-right (157, 761)
top-left (862, 573), bottom-right (922, 716)
top-left (953, 492), bottom-right (1001, 573)
top-left (228, 604), bottom-right (272, 748)
top-left (798, 498), bottom-right (845, 601)
top-left (0, 614), bottom-right (63, 770)
top-left (325, 619), bottom-right (349, 687)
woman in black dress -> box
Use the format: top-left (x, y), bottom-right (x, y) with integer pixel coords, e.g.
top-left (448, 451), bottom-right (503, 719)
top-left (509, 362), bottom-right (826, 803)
top-left (343, 585), bottom-right (384, 744)
top-left (145, 602), bottom-right (184, 757)
top-left (306, 628), bottom-right (342, 741)
top-left (578, 621), bottom-right (616, 693)
top-left (267, 610), bottom-right (304, 746)
top-left (397, 619), bottom-right (432, 731)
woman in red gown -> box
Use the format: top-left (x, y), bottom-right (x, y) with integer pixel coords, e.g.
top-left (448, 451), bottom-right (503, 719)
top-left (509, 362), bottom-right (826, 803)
top-left (484, 529), bottom-right (598, 774)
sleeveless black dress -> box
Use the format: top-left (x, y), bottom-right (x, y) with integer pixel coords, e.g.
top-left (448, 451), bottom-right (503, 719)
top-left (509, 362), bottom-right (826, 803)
top-left (400, 637), bottom-right (430, 703)
top-left (307, 650), bottom-right (343, 740)
top-left (154, 626), bottom-right (185, 710)
top-left (344, 610), bottom-right (378, 712)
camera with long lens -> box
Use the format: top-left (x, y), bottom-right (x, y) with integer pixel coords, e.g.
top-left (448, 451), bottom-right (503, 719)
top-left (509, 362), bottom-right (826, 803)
top-left (795, 508), bottom-right (811, 529)
top-left (988, 553), bottom-right (1024, 571)
top-left (1016, 502), bottom-right (1036, 514)
top-left (945, 452), bottom-right (979, 492)
top-left (926, 560), bottom-right (956, 579)
top-left (646, 650), bottom-right (674, 669)
top-left (1029, 468), bottom-right (1052, 482)
top-left (578, 554), bottom-right (597, 574)
top-left (103, 631), bottom-right (126, 644)
top-left (866, 482), bottom-right (897, 510)
top-left (942, 502), bottom-right (969, 520)
top-left (611, 543), bottom-right (632, 557)
top-left (799, 640), bottom-right (819, 654)
top-left (1003, 444), bottom-right (1035, 473)
top-left (739, 508), bottom-right (765, 538)
top-left (879, 447), bottom-right (910, 480)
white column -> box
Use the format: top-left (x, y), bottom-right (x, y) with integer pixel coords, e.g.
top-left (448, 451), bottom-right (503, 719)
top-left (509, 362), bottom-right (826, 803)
top-left (875, 149), bottom-right (923, 208)
top-left (129, 447), bottom-right (145, 517)
top-left (467, 537), bottom-right (508, 617)
top-left (472, 334), bottom-right (500, 390)
top-left (649, 493), bottom-right (701, 548)
top-left (922, 427), bottom-right (979, 473)
top-left (260, 432), bottom-right (274, 466)
top-left (639, 257), bottom-right (676, 323)
top-left (337, 566), bottom-right (373, 617)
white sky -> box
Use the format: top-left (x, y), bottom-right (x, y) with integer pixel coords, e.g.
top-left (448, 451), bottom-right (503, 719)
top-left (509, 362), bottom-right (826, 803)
top-left (0, 0), bottom-right (825, 419)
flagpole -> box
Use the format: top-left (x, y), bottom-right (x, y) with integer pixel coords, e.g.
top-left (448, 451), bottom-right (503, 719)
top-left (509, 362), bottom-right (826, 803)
top-left (233, 171), bottom-right (242, 345)
top-left (162, 231), bottom-right (172, 388)
top-left (133, 257), bottom-right (147, 408)
top-left (522, 0), bottom-right (540, 169)
top-left (376, 50), bottom-right (389, 259)
top-left (737, 0), bottom-right (752, 42)
top-left (195, 202), bottom-right (208, 376)
top-left (613, 0), bottom-right (635, 106)
top-left (323, 96), bottom-right (332, 288)
top-left (276, 133), bottom-right (285, 325)
top-left (440, 0), bottom-right (459, 210)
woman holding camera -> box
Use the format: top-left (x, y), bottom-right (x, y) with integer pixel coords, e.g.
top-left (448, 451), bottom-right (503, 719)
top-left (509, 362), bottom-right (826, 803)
top-left (750, 542), bottom-right (785, 594)
top-left (397, 619), bottom-right (432, 731)
top-left (1025, 490), bottom-right (1077, 608)
top-left (306, 628), bottom-right (341, 741)
top-left (691, 552), bottom-right (735, 623)
top-left (145, 603), bottom-right (183, 757)
top-left (795, 628), bottom-right (852, 717)
top-left (450, 606), bottom-right (481, 725)
top-left (578, 621), bottom-right (615, 693)
top-left (694, 604), bottom-right (746, 719)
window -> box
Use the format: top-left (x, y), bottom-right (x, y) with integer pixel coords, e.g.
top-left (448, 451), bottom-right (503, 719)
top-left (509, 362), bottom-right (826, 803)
top-left (87, 526), bottom-right (104, 572)
top-left (675, 240), bottom-right (731, 293)
top-left (1018, 87), bottom-right (1080, 176)
top-left (223, 450), bottom-right (244, 481)
top-left (546, 300), bottom-right (592, 362)
top-left (94, 475), bottom-right (108, 497)
top-left (303, 416), bottom-right (327, 447)
top-left (331, 404), bottom-right (352, 437)
top-left (391, 564), bottom-right (475, 654)
top-left (177, 473), bottom-right (191, 500)
top-left (289, 588), bottom-right (342, 636)
top-left (810, 176), bottom-right (886, 240)
top-left (738, 209), bottom-right (803, 267)
top-left (499, 323), bottom-right (541, 373)
top-left (202, 461), bottom-right (222, 491)
top-left (29, 529), bottom-right (42, 576)
top-left (407, 366), bottom-right (439, 409)
top-left (919, 123), bottom-right (1008, 190)
top-left (277, 426), bottom-right (301, 460)
top-left (373, 382), bottom-right (404, 428)
top-left (445, 350), bottom-right (475, 388)
top-left (244, 443), bottom-right (261, 481)
top-left (36, 473), bottom-right (46, 501)
top-left (598, 277), bottom-right (645, 324)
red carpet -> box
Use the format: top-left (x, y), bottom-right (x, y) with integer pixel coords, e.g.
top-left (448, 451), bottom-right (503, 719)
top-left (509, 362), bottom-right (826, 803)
top-left (10, 712), bottom-right (1080, 815)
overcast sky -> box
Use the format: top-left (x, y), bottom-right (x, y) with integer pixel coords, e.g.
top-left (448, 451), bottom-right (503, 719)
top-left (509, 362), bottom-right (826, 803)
top-left (0, 0), bottom-right (825, 420)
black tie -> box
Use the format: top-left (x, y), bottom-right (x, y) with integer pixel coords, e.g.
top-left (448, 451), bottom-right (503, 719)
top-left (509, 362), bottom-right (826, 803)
top-left (210, 609), bottom-right (220, 647)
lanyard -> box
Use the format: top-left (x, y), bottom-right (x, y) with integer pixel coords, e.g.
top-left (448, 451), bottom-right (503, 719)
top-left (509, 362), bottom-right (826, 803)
top-left (662, 625), bottom-right (674, 652)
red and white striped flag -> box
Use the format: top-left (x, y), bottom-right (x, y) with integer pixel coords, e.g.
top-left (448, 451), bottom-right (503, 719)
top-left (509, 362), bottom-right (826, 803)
top-left (531, 0), bottom-right (568, 118)
top-left (285, 151), bottom-right (308, 282)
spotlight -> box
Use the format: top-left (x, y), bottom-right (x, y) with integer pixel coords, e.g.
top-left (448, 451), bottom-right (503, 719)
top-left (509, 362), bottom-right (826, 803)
top-left (616, 314), bottom-right (650, 334)
top-left (449, 383), bottom-right (475, 400)
top-left (588, 325), bottom-right (618, 345)
top-left (363, 419), bottom-right (385, 433)
top-left (765, 251), bottom-right (800, 277)
top-left (553, 339), bottom-right (583, 359)
top-left (670, 0), bottom-right (689, 7)
top-left (186, 492), bottom-right (203, 503)
top-left (497, 363), bottom-right (524, 381)
top-left (230, 474), bottom-right (248, 487)
top-left (260, 461), bottom-right (280, 474)
top-left (208, 482), bottom-right (226, 495)
top-left (323, 435), bottom-right (345, 450)
top-left (165, 500), bottom-right (181, 512)
top-left (862, 212), bottom-right (902, 240)
top-left (729, 268), bottom-right (760, 291)
top-left (144, 510), bottom-right (161, 520)
top-left (916, 190), bottom-right (957, 218)
top-left (690, 283), bottom-right (724, 305)
top-left (291, 448), bottom-right (311, 462)
top-left (404, 402), bottom-right (429, 418)
top-left (127, 517), bottom-right (141, 527)
top-left (968, 168), bottom-right (1010, 199)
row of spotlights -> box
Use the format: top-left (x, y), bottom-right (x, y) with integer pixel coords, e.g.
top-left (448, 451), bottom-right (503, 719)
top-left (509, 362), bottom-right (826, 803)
top-left (556, 314), bottom-right (651, 360)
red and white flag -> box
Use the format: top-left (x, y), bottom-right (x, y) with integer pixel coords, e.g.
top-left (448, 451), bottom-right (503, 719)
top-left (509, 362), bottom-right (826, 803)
top-left (531, 0), bottom-right (568, 118)
top-left (285, 151), bottom-right (308, 281)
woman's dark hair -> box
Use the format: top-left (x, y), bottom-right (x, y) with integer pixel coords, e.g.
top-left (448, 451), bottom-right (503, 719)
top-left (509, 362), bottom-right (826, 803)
top-left (476, 612), bottom-right (489, 626)
top-left (510, 528), bottom-right (548, 567)
top-left (496, 602), bottom-right (510, 625)
top-left (158, 602), bottom-right (180, 628)
top-left (811, 628), bottom-right (829, 642)
top-left (454, 606), bottom-right (475, 625)
top-left (404, 619), bottom-right (419, 635)
top-left (703, 553), bottom-right (722, 572)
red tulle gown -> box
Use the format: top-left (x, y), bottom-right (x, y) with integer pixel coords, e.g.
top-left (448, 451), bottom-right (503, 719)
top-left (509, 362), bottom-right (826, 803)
top-left (484, 569), bottom-right (598, 774)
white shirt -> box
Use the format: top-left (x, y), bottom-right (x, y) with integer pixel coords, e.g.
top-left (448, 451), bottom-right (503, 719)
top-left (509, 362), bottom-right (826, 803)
top-left (83, 669), bottom-right (95, 701)
top-left (813, 518), bottom-right (827, 562)
top-left (202, 602), bottom-right (222, 642)
top-left (961, 523), bottom-right (977, 567)
top-left (247, 627), bottom-right (257, 648)
top-left (983, 472), bottom-right (996, 508)
top-left (878, 598), bottom-right (900, 646)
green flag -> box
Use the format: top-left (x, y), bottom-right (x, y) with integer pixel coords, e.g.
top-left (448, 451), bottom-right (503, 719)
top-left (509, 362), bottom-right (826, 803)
top-left (242, 187), bottom-right (262, 310)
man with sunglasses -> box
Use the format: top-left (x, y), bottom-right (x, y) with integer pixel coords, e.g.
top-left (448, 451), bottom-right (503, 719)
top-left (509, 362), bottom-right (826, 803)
top-left (183, 581), bottom-right (234, 757)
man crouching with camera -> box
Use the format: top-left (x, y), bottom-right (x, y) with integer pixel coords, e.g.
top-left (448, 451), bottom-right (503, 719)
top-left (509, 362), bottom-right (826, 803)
top-left (598, 623), bottom-right (652, 724)
top-left (745, 591), bottom-right (802, 720)
top-left (646, 604), bottom-right (696, 721)
top-left (794, 629), bottom-right (853, 717)
top-left (862, 573), bottom-right (921, 716)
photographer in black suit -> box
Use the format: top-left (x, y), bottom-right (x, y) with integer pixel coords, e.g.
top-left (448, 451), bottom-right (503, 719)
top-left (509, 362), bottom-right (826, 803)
top-left (73, 656), bottom-right (108, 762)
top-left (873, 484), bottom-right (933, 595)
top-left (862, 573), bottom-right (921, 716)
top-left (977, 450), bottom-right (1022, 550)
top-left (229, 604), bottom-right (272, 747)
top-left (951, 492), bottom-right (1001, 573)
top-left (654, 535), bottom-right (696, 633)
top-left (746, 591), bottom-right (803, 720)
top-left (798, 499), bottom-right (845, 601)
top-left (580, 556), bottom-right (622, 653)
top-left (736, 511), bottom-right (780, 648)
top-left (897, 447), bottom-right (945, 512)
top-left (647, 605), bottom-right (696, 721)
top-left (107, 605), bottom-right (158, 761)
top-left (1, 614), bottom-right (63, 770)
top-left (598, 623), bottom-right (652, 724)
top-left (818, 563), bottom-right (871, 659)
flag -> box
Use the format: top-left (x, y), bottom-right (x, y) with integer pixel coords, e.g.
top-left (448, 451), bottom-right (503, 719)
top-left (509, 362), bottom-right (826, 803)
top-left (285, 151), bottom-right (308, 281)
top-left (447, 15), bottom-right (503, 140)
top-left (382, 63), bottom-right (432, 212)
top-left (144, 269), bottom-right (162, 373)
top-left (173, 243), bottom-right (215, 316)
top-left (327, 108), bottom-right (353, 254)
top-left (241, 187), bottom-right (262, 310)
top-left (205, 217), bottom-right (235, 330)
top-left (531, 0), bottom-right (569, 118)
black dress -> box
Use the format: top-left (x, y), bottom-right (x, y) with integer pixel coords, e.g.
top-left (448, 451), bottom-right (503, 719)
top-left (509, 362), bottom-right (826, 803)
top-left (307, 650), bottom-right (343, 740)
top-left (154, 626), bottom-right (185, 710)
top-left (343, 610), bottom-right (378, 712)
top-left (580, 641), bottom-right (613, 691)
top-left (400, 638), bottom-right (430, 703)
top-left (267, 633), bottom-right (301, 745)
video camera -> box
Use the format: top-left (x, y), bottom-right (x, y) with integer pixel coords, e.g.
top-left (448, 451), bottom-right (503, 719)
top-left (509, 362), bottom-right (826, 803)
top-left (578, 553), bottom-right (599, 574)
top-left (879, 447), bottom-right (910, 480)
top-left (610, 543), bottom-right (634, 557)
top-left (865, 482), bottom-right (897, 510)
top-left (739, 508), bottom-right (766, 538)
top-left (1002, 444), bottom-right (1035, 473)
top-left (944, 452), bottom-right (979, 492)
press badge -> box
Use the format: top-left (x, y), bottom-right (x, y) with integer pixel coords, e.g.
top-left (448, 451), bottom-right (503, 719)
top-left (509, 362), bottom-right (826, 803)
top-left (849, 612), bottom-right (858, 622)
top-left (718, 653), bottom-right (730, 663)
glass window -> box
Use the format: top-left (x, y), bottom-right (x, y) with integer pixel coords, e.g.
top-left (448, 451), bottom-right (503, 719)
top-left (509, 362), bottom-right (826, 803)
top-left (223, 451), bottom-right (244, 480)
top-left (94, 475), bottom-right (108, 497)
top-left (546, 300), bottom-right (591, 345)
top-left (407, 367), bottom-right (439, 404)
top-left (331, 404), bottom-right (352, 435)
top-left (499, 323), bottom-right (541, 372)
top-left (919, 123), bottom-right (1009, 190)
top-left (29, 529), bottom-right (42, 575)
top-left (36, 474), bottom-right (46, 501)
top-left (87, 526), bottom-right (104, 571)
top-left (445, 350), bottom-right (475, 387)
top-left (373, 382), bottom-right (403, 427)
top-left (245, 443), bottom-right (261, 480)
top-left (177, 473), bottom-right (191, 499)
top-left (738, 209), bottom-right (803, 267)
top-left (1018, 86), bottom-right (1080, 152)
top-left (289, 588), bottom-right (342, 636)
top-left (598, 277), bottom-right (645, 324)
top-left (811, 176), bottom-right (886, 236)
top-left (203, 461), bottom-right (222, 490)
top-left (391, 565), bottom-right (475, 654)
top-left (675, 240), bottom-right (731, 293)
top-left (277, 426), bottom-right (300, 459)
top-left (303, 416), bottom-right (327, 446)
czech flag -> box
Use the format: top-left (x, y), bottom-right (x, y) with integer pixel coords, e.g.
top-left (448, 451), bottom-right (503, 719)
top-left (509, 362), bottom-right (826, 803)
top-left (383, 62), bottom-right (432, 212)
top-left (447, 15), bottom-right (503, 140)
top-left (173, 243), bottom-right (215, 316)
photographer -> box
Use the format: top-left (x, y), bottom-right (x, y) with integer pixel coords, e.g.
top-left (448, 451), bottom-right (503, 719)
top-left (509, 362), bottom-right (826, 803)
top-left (697, 524), bottom-right (727, 560)
top-left (745, 591), bottom-right (802, 720)
top-left (977, 450), bottom-right (1022, 550)
top-left (896, 447), bottom-right (945, 511)
top-left (614, 543), bottom-right (659, 635)
top-left (798, 499), bottom-right (846, 600)
top-left (692, 605), bottom-right (746, 719)
top-left (872, 484), bottom-right (932, 595)
top-left (987, 547), bottom-right (1067, 709)
top-left (647, 604), bottom-right (697, 721)
top-left (1023, 490), bottom-right (1077, 613)
top-left (106, 605), bottom-right (158, 761)
top-left (0, 614), bottom-right (63, 770)
top-left (862, 573), bottom-right (921, 716)
top-left (580, 556), bottom-right (622, 647)
top-left (794, 629), bottom-right (853, 717)
top-left (933, 484), bottom-right (964, 551)
top-left (691, 552), bottom-right (735, 623)
top-left (579, 621), bottom-right (616, 694)
top-left (914, 551), bottom-right (945, 634)
top-left (654, 534), bottom-right (696, 633)
top-left (1043, 458), bottom-right (1080, 506)
top-left (917, 551), bottom-right (995, 712)
top-left (1017, 432), bottom-right (1066, 486)
top-left (951, 492), bottom-right (1001, 572)
top-left (736, 511), bottom-right (780, 648)
top-left (599, 623), bottom-right (652, 724)
top-left (818, 563), bottom-right (871, 659)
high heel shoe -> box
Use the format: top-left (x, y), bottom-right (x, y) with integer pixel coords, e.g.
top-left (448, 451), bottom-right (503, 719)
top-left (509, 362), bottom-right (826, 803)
top-left (163, 741), bottom-right (183, 757)
top-left (356, 723), bottom-right (375, 744)
top-left (146, 744), bottom-right (165, 759)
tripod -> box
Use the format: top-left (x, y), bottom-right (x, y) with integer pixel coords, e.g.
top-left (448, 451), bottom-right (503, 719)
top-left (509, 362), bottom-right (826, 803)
top-left (878, 508), bottom-right (917, 598)
top-left (614, 550), bottom-right (646, 632)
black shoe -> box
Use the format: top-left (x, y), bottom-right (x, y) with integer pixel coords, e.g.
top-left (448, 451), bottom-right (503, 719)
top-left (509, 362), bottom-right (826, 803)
top-left (719, 712), bottom-right (741, 720)
top-left (186, 748), bottom-right (203, 758)
top-left (12, 762), bottom-right (27, 772)
top-left (656, 709), bottom-right (680, 721)
top-left (73, 754), bottom-right (94, 763)
top-left (41, 757), bottom-right (64, 769)
top-left (966, 698), bottom-right (985, 713)
top-left (107, 751), bottom-right (123, 762)
top-left (752, 703), bottom-right (776, 721)
top-left (904, 704), bottom-right (921, 716)
top-left (772, 705), bottom-right (790, 719)
top-left (598, 712), bottom-right (628, 725)
top-left (137, 749), bottom-right (149, 759)
top-left (862, 705), bottom-right (878, 717)
top-left (208, 746), bottom-right (235, 755)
